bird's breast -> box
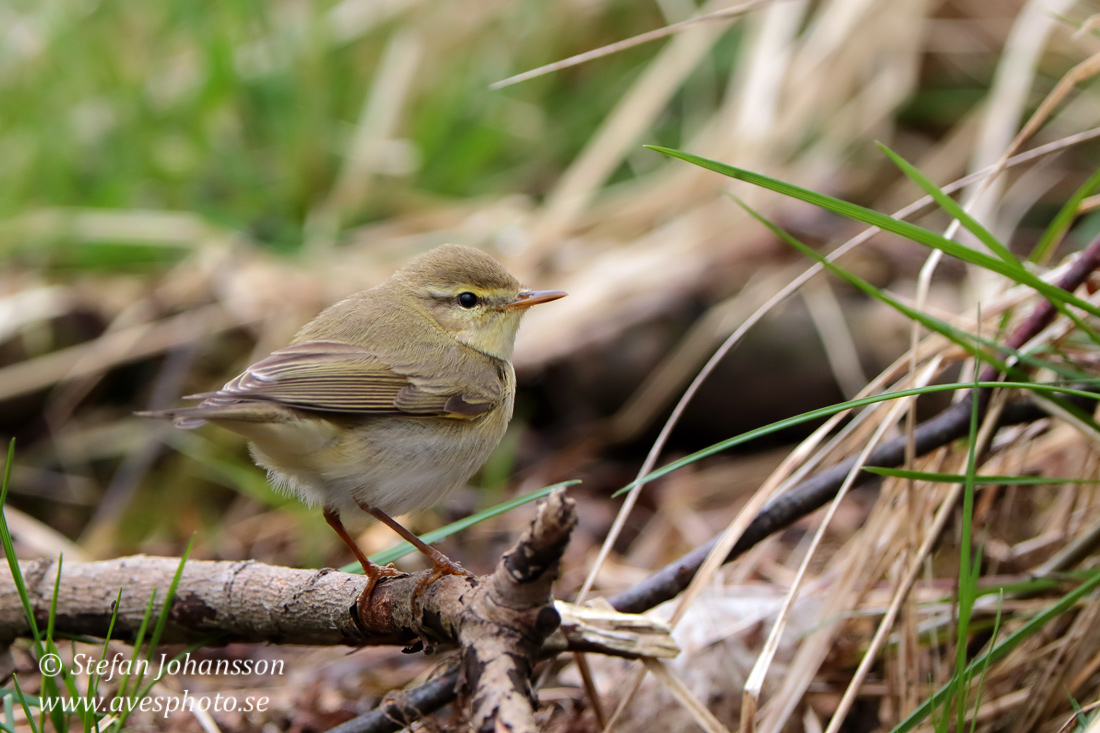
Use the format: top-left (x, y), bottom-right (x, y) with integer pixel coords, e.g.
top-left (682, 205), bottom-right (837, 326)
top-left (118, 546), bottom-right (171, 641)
top-left (331, 407), bottom-right (511, 516)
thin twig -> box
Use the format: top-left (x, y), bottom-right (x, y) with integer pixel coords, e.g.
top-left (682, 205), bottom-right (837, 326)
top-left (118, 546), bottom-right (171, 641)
top-left (489, 0), bottom-right (779, 90)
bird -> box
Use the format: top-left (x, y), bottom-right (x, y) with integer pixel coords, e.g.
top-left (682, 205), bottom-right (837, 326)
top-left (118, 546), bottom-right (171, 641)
top-left (141, 244), bottom-right (566, 604)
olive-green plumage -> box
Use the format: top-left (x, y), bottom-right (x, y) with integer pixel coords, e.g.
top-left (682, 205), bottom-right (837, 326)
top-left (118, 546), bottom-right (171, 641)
top-left (142, 244), bottom-right (565, 593)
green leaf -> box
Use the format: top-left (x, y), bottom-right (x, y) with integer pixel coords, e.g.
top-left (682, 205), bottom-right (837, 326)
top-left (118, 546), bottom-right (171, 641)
top-left (87, 588), bottom-right (124, 730)
top-left (42, 558), bottom-right (83, 732)
top-left (969, 592), bottom-right (1003, 733)
top-left (115, 588), bottom-right (159, 700)
top-left (735, 193), bottom-right (1100, 434)
top-left (953, 368), bottom-right (982, 729)
top-left (879, 148), bottom-right (1100, 349)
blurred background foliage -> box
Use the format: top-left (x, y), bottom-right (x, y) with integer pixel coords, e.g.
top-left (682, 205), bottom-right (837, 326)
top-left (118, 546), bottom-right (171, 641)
top-left (5, 0), bottom-right (1100, 729)
top-left (1, 0), bottom-right (678, 255)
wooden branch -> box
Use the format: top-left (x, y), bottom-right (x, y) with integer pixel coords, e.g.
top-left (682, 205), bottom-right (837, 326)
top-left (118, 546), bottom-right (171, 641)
top-left (0, 554), bottom-right (676, 660)
top-left (462, 486), bottom-right (573, 730)
top-left (327, 666), bottom-right (461, 733)
top-left (2, 491), bottom-right (630, 731)
top-left (0, 556), bottom-right (368, 646)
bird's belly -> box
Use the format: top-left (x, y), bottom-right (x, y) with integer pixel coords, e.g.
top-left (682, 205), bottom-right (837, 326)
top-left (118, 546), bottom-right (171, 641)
top-left (328, 418), bottom-right (503, 516)
top-left (252, 414), bottom-right (506, 518)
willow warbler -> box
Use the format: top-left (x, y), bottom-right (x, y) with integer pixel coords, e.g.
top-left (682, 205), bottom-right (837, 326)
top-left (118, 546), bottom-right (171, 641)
top-left (143, 245), bottom-right (565, 600)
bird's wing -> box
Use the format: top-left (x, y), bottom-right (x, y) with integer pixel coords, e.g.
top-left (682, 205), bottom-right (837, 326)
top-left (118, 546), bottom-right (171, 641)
top-left (186, 341), bottom-right (501, 418)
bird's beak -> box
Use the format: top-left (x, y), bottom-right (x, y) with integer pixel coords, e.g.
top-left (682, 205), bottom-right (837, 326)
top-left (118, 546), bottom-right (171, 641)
top-left (505, 289), bottom-right (567, 310)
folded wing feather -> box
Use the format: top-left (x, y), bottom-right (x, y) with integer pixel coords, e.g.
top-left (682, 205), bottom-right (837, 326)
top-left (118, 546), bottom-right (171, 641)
top-left (188, 341), bottom-right (497, 418)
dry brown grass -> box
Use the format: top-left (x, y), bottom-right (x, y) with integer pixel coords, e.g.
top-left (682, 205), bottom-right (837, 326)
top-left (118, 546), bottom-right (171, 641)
top-left (5, 0), bottom-right (1100, 730)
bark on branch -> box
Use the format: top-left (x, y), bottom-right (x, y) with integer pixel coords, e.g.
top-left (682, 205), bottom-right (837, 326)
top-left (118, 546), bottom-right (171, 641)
top-left (0, 556), bottom-right (368, 646)
top-left (1, 490), bottom-right (583, 732)
top-left (0, 555), bottom-right (675, 659)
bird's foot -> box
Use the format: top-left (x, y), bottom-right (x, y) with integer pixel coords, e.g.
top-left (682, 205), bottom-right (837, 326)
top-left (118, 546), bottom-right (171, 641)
top-left (408, 554), bottom-right (474, 617)
top-left (355, 562), bottom-right (409, 621)
top-left (401, 636), bottom-right (435, 655)
top-left (426, 552), bottom-right (473, 582)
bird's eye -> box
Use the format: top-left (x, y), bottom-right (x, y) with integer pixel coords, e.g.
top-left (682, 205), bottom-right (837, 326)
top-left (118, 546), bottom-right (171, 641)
top-left (457, 292), bottom-right (479, 308)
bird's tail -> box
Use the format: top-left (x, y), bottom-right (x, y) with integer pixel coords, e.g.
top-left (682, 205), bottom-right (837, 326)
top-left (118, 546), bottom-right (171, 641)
top-left (134, 407), bottom-right (210, 430)
top-left (136, 400), bottom-right (293, 430)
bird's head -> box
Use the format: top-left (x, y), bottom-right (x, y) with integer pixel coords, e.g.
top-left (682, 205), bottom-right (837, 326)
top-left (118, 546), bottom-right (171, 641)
top-left (396, 244), bottom-right (566, 361)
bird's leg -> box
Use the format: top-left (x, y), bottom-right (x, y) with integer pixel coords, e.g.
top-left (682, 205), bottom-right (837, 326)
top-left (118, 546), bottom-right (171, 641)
top-left (355, 500), bottom-right (474, 600)
top-left (322, 507), bottom-right (405, 606)
top-left (322, 506), bottom-right (373, 573)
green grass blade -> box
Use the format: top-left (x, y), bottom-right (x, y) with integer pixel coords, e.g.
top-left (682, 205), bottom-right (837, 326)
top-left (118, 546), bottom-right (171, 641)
top-left (42, 565), bottom-right (81, 706)
top-left (953, 374), bottom-right (982, 730)
top-left (900, 164), bottom-right (1100, 348)
top-left (877, 143), bottom-right (1020, 269)
top-left (969, 593), bottom-right (1003, 733)
top-left (1065, 692), bottom-right (1089, 730)
top-left (615, 380), bottom-right (1100, 495)
top-left (115, 587), bottom-right (159, 700)
top-left (734, 196), bottom-right (1014, 372)
top-left (736, 191), bottom-right (1100, 392)
top-left (41, 558), bottom-right (83, 732)
top-left (646, 145), bottom-right (1100, 320)
top-left (45, 556), bottom-right (60, 658)
top-left (118, 541), bottom-right (206, 727)
top-left (0, 441), bottom-right (41, 646)
top-left (1031, 165), bottom-right (1100, 263)
top-left (647, 145), bottom-right (1017, 272)
top-left (124, 636), bottom-right (222, 727)
top-left (86, 588), bottom-right (123, 731)
top-left (8, 676), bottom-right (38, 733)
top-left (0, 442), bottom-right (59, 731)
top-left (891, 566), bottom-right (1100, 732)
top-left (347, 480), bottom-right (581, 571)
top-left (3, 689), bottom-right (12, 733)
top-left (970, 576), bottom-right (1067, 599)
top-left (143, 537), bottom-right (193, 668)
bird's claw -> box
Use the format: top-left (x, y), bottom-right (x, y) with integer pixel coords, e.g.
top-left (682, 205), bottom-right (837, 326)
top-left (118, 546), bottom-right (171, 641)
top-left (355, 564), bottom-right (411, 621)
top-left (401, 635), bottom-right (435, 655)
